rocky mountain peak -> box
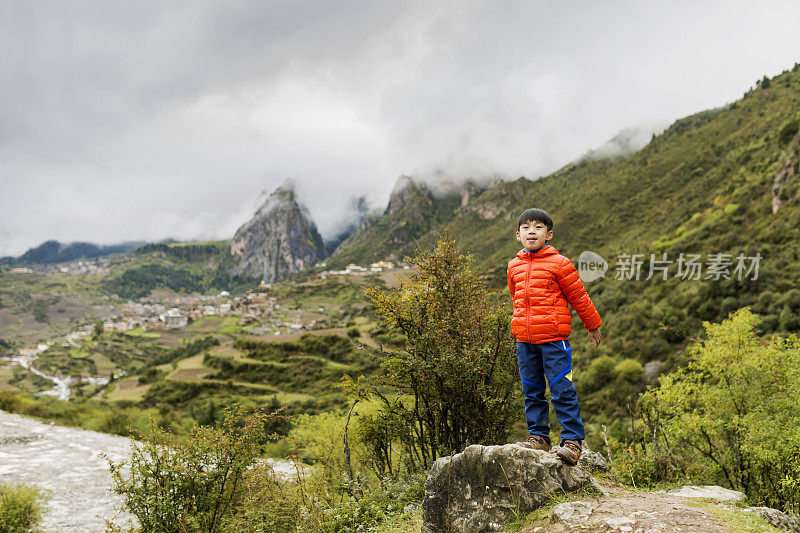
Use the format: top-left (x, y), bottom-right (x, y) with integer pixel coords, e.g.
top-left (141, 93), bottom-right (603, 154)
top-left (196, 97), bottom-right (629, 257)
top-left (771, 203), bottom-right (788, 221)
top-left (385, 176), bottom-right (433, 216)
top-left (230, 183), bottom-right (325, 282)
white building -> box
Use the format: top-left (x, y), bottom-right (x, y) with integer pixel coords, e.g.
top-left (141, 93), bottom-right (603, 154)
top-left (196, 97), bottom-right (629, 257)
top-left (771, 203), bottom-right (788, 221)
top-left (370, 261), bottom-right (394, 270)
top-left (160, 308), bottom-right (188, 329)
top-left (345, 264), bottom-right (367, 273)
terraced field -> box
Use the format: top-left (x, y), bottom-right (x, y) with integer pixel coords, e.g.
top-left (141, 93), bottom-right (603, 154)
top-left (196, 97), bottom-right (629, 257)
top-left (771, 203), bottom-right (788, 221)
top-left (1, 265), bottom-right (399, 439)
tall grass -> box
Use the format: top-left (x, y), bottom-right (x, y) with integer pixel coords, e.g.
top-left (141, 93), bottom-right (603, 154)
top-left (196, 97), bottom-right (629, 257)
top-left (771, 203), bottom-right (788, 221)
top-left (0, 483), bottom-right (43, 533)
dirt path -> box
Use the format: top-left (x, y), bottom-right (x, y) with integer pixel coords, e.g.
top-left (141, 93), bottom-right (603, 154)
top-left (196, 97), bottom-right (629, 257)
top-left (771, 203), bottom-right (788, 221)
top-left (522, 489), bottom-right (743, 532)
top-left (0, 410), bottom-right (135, 532)
top-left (517, 482), bottom-right (797, 533)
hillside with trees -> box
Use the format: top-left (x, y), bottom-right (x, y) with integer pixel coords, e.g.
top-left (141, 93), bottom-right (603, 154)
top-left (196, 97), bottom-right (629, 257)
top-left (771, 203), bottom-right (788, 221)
top-left (329, 63), bottom-right (800, 435)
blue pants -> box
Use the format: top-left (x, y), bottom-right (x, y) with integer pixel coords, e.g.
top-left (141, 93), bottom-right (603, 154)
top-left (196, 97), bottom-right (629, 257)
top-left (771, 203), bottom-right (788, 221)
top-left (516, 340), bottom-right (584, 443)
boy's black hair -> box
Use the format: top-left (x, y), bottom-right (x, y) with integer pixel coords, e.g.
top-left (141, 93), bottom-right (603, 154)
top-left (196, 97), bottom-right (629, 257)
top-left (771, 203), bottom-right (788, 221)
top-left (517, 208), bottom-right (553, 231)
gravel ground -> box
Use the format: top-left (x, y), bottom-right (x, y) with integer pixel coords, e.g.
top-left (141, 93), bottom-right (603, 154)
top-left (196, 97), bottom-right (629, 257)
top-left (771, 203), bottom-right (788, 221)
top-left (0, 410), bottom-right (135, 532)
top-left (0, 410), bottom-right (299, 532)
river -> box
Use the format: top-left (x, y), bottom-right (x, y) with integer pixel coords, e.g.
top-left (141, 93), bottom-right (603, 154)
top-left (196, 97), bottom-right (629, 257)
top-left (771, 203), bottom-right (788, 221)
top-left (10, 356), bottom-right (107, 402)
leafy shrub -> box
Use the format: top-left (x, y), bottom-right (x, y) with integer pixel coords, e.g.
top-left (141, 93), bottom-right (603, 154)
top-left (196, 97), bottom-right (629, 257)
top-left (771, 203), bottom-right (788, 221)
top-left (108, 404), bottom-right (286, 532)
top-left (89, 409), bottom-right (135, 437)
top-left (778, 117), bottom-right (799, 145)
top-left (583, 356), bottom-right (616, 390)
top-left (754, 291), bottom-right (777, 314)
top-left (350, 231), bottom-right (519, 471)
top-left (30, 298), bottom-right (49, 323)
top-left (780, 288), bottom-right (800, 311)
top-left (779, 304), bottom-right (800, 332)
top-left (306, 484), bottom-right (418, 533)
top-left (289, 401), bottom-right (404, 478)
top-left (614, 359), bottom-right (643, 384)
top-left (143, 380), bottom-right (261, 408)
top-left (0, 483), bottom-right (43, 532)
top-left (137, 367), bottom-right (164, 384)
top-left (136, 242), bottom-right (226, 263)
top-left (291, 410), bottom-right (355, 467)
top-left (0, 391), bottom-right (21, 412)
top-left (613, 445), bottom-right (682, 489)
top-left (210, 357), bottom-right (329, 392)
top-left (372, 332), bottom-right (406, 347)
top-left (639, 308), bottom-right (800, 511)
top-left (190, 399), bottom-right (221, 427)
top-left (221, 465), bottom-right (299, 533)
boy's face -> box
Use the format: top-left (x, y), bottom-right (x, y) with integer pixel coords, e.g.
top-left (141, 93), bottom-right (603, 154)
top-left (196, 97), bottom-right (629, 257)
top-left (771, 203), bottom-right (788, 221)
top-left (516, 220), bottom-right (553, 251)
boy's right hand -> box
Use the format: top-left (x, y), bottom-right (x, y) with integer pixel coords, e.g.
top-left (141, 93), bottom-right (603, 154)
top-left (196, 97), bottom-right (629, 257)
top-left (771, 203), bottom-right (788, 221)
top-left (588, 328), bottom-right (602, 347)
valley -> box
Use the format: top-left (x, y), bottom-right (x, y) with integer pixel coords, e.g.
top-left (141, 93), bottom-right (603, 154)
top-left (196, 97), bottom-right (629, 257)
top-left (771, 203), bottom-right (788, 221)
top-left (0, 252), bottom-right (407, 443)
top-left (1, 63), bottom-right (799, 531)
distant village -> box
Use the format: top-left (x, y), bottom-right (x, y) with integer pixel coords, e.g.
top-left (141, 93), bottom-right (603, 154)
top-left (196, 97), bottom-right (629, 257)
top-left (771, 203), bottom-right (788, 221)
top-left (4, 259), bottom-right (406, 361)
top-left (5, 257), bottom-right (114, 275)
top-left (317, 260), bottom-right (408, 279)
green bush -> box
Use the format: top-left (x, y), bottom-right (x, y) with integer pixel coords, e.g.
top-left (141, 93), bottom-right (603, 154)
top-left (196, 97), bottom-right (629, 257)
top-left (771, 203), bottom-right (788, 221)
top-left (223, 466), bottom-right (423, 533)
top-left (372, 332), bottom-right (406, 347)
top-left (306, 483), bottom-right (419, 533)
top-left (613, 445), bottom-right (681, 489)
top-left (583, 356), bottom-right (616, 390)
top-left (106, 400), bottom-right (425, 532)
top-left (352, 231), bottom-right (519, 471)
top-left (0, 391), bottom-right (21, 412)
top-left (0, 483), bottom-right (43, 533)
top-left (614, 359), bottom-right (643, 384)
top-left (638, 308), bottom-right (800, 511)
top-left (221, 465), bottom-right (299, 532)
top-left (108, 404), bottom-right (286, 532)
top-left (0, 391), bottom-right (176, 439)
top-left (754, 291), bottom-right (777, 314)
top-left (778, 117), bottom-right (799, 145)
top-left (779, 304), bottom-right (800, 332)
top-left (137, 367), bottom-right (164, 384)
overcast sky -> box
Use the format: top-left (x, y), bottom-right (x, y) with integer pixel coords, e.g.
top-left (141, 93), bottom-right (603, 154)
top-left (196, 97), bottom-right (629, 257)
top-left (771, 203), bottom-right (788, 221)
top-left (1, 1), bottom-right (799, 257)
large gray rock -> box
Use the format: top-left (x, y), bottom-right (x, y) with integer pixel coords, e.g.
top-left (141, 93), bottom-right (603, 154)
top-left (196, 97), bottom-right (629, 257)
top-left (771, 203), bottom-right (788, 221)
top-left (421, 444), bottom-right (597, 533)
top-left (666, 485), bottom-right (745, 502)
top-left (578, 446), bottom-right (609, 473)
top-left (744, 507), bottom-right (800, 532)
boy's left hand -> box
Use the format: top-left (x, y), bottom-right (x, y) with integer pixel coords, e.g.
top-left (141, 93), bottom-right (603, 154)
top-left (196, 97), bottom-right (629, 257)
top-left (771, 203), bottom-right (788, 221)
top-left (588, 328), bottom-right (602, 347)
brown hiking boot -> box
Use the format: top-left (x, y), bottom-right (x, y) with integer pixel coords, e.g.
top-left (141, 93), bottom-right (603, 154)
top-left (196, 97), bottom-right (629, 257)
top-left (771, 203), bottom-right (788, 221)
top-left (556, 440), bottom-right (582, 465)
top-left (517, 434), bottom-right (551, 452)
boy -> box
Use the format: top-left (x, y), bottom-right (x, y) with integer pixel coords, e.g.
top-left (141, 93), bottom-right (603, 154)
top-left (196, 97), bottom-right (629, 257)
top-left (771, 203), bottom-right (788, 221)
top-left (507, 208), bottom-right (602, 465)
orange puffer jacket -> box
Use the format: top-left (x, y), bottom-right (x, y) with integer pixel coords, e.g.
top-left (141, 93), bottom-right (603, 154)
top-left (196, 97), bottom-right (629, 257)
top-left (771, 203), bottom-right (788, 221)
top-left (507, 245), bottom-right (601, 343)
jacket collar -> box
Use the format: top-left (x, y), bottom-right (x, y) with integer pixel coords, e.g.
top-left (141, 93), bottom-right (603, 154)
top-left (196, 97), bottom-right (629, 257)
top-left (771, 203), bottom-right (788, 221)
top-left (516, 244), bottom-right (558, 260)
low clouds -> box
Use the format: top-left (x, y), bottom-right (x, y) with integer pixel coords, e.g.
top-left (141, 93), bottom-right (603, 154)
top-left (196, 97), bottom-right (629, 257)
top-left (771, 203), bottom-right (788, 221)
top-left (2, 1), bottom-right (800, 255)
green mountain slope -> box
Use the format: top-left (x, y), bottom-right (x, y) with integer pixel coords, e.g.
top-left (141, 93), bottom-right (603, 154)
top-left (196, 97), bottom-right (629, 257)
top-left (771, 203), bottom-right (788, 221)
top-left (107, 241), bottom-right (257, 299)
top-left (328, 177), bottom-right (486, 267)
top-left (332, 64), bottom-right (800, 425)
